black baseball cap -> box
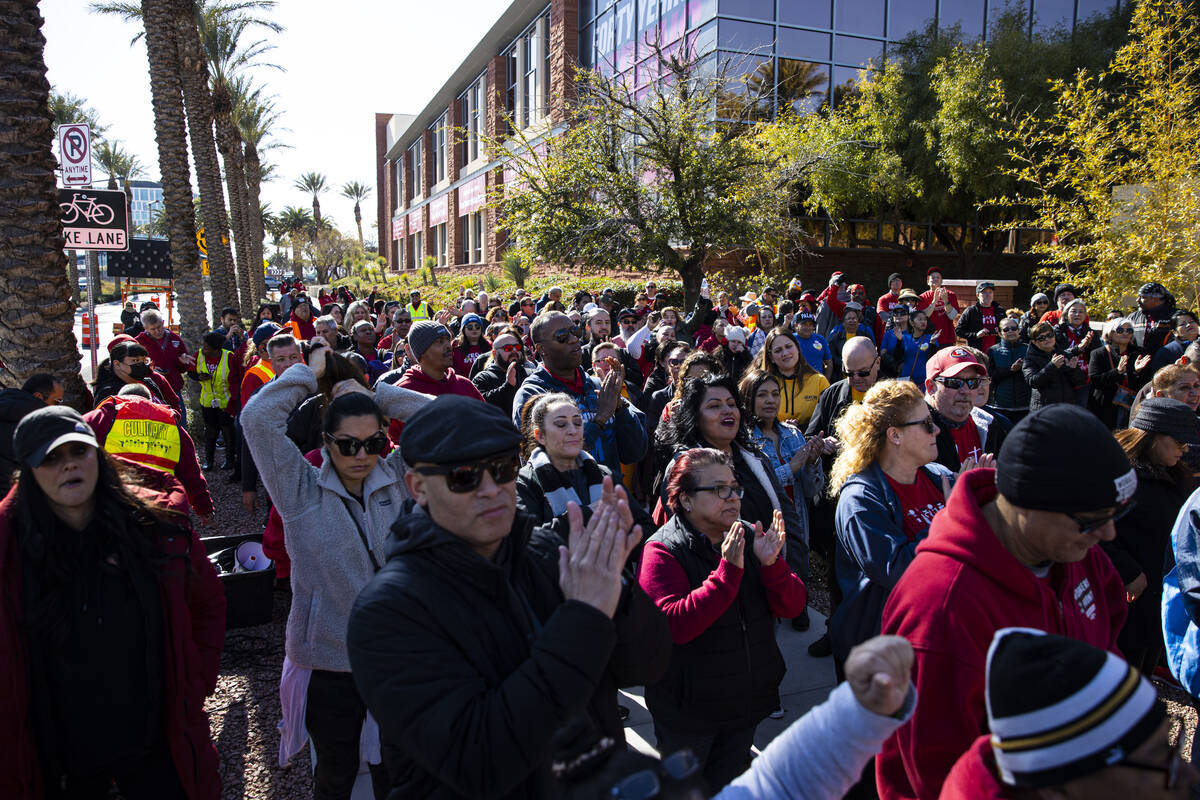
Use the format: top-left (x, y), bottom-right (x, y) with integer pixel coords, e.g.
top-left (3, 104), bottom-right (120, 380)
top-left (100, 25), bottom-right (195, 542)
top-left (13, 406), bottom-right (99, 469)
top-left (618, 308), bottom-right (638, 321)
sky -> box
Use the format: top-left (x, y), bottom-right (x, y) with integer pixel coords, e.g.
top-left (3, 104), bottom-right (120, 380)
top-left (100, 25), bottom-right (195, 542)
top-left (41, 0), bottom-right (501, 246)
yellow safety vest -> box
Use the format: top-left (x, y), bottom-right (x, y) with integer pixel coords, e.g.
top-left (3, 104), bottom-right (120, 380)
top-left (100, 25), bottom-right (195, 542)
top-left (198, 350), bottom-right (231, 410)
top-left (408, 301), bottom-right (431, 321)
top-left (102, 396), bottom-right (182, 473)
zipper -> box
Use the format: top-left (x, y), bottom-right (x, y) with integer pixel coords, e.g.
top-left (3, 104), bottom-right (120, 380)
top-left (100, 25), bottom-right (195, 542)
top-left (737, 597), bottom-right (752, 677)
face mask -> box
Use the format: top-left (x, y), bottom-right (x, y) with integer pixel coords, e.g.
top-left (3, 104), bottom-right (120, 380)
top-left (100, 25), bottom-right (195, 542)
top-left (129, 363), bottom-right (151, 380)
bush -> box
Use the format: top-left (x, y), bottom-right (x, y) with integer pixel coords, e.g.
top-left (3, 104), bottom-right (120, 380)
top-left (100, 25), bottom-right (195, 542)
top-left (502, 251), bottom-right (531, 288)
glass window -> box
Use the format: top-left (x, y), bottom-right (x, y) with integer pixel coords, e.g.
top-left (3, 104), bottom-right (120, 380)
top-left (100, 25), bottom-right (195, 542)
top-left (661, 0), bottom-right (687, 46)
top-left (1033, 0), bottom-right (1075, 30)
top-left (835, 35), bottom-right (883, 65)
top-left (430, 115), bottom-right (447, 185)
top-left (939, 0), bottom-right (985, 38)
top-left (718, 0), bottom-right (774, 19)
top-left (581, 0), bottom-right (595, 22)
top-left (524, 31), bottom-right (539, 126)
top-left (638, 0), bottom-right (659, 57)
top-left (781, 0), bottom-right (831, 28)
top-left (835, 0), bottom-right (885, 36)
top-left (580, 22), bottom-right (595, 67)
top-left (689, 0), bottom-right (717, 27)
top-left (688, 18), bottom-right (718, 56)
top-left (831, 65), bottom-right (864, 106)
top-left (777, 58), bottom-right (829, 112)
top-left (616, 0), bottom-right (636, 71)
top-left (718, 18), bottom-right (775, 51)
top-left (1076, 0), bottom-right (1117, 21)
top-left (889, 0), bottom-right (937, 37)
top-left (778, 27), bottom-right (831, 59)
top-left (408, 140), bottom-right (422, 199)
top-left (595, 8), bottom-right (617, 74)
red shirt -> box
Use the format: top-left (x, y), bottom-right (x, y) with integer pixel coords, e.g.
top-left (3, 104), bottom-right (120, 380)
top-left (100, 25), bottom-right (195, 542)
top-left (978, 306), bottom-right (998, 352)
top-left (949, 420), bottom-right (984, 465)
top-left (883, 471), bottom-right (946, 542)
top-left (917, 288), bottom-right (961, 347)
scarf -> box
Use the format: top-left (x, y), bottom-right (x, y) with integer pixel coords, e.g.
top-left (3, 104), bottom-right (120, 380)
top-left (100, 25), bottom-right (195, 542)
top-left (528, 446), bottom-right (606, 515)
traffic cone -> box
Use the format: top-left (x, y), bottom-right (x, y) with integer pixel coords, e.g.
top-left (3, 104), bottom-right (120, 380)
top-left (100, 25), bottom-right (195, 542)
top-left (80, 313), bottom-right (93, 349)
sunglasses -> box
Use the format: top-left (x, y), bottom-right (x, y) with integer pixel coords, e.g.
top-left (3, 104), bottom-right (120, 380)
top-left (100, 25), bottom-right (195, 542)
top-left (547, 325), bottom-right (582, 344)
top-left (496, 343), bottom-right (523, 354)
top-left (1068, 500), bottom-right (1136, 535)
top-left (324, 431), bottom-right (388, 457)
top-left (934, 376), bottom-right (984, 390)
top-left (1033, 333), bottom-right (1055, 342)
top-left (1000, 326), bottom-right (1019, 333)
top-left (464, 324), bottom-right (482, 331)
top-left (414, 453), bottom-right (521, 493)
top-left (896, 417), bottom-right (936, 434)
top-left (846, 367), bottom-right (875, 378)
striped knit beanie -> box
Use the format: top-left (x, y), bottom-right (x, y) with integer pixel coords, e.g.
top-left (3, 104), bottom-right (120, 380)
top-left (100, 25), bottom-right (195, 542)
top-left (986, 628), bottom-right (1163, 788)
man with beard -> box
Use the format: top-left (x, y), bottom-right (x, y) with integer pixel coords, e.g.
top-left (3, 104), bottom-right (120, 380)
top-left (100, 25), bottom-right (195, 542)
top-left (472, 328), bottom-right (533, 416)
top-left (513, 312), bottom-right (646, 484)
top-left (924, 347), bottom-right (1011, 472)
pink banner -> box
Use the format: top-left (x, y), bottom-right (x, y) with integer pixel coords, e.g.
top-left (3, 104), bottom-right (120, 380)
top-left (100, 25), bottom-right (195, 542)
top-left (428, 194), bottom-right (448, 227)
top-left (392, 213), bottom-right (404, 240)
top-left (407, 208), bottom-right (422, 234)
top-left (457, 175), bottom-right (487, 215)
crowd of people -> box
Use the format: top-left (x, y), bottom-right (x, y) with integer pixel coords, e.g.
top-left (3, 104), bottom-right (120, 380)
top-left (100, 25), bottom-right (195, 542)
top-left (2, 267), bottom-right (1200, 799)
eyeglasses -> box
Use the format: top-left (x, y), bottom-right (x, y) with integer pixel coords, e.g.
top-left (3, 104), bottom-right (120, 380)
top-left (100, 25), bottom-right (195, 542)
top-left (324, 431), bottom-right (388, 457)
top-left (845, 361), bottom-right (877, 378)
top-left (547, 325), bottom-right (582, 344)
top-left (896, 417), bottom-right (936, 434)
top-left (691, 484), bottom-right (744, 500)
top-left (1067, 500), bottom-right (1136, 535)
top-left (414, 453), bottom-right (521, 493)
top-left (1118, 733), bottom-right (1186, 790)
top-left (934, 376), bottom-right (984, 391)
top-left (611, 750), bottom-right (702, 799)
top-left (496, 343), bottom-right (523, 354)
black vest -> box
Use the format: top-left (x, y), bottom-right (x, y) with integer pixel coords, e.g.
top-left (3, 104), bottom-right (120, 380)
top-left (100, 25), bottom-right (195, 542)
top-left (644, 515), bottom-right (786, 731)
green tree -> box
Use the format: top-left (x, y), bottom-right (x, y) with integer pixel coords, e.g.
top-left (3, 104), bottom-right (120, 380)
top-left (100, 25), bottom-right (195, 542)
top-left (304, 227), bottom-right (360, 284)
top-left (279, 204), bottom-right (312, 271)
top-left (340, 180), bottom-right (371, 248)
top-left (993, 0), bottom-right (1200, 310)
top-left (495, 46), bottom-right (814, 309)
top-left (235, 83), bottom-right (284, 301)
top-left (1, 3), bottom-right (88, 404)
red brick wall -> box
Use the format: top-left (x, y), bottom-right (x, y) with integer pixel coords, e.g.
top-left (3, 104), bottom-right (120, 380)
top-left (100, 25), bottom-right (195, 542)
top-left (549, 0), bottom-right (578, 125)
top-left (374, 113), bottom-right (394, 269)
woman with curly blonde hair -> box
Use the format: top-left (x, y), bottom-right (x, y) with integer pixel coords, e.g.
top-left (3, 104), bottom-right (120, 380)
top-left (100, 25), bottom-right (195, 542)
top-left (828, 379), bottom-right (954, 668)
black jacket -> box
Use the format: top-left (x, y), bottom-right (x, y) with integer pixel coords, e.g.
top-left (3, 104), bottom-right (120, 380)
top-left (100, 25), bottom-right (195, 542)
top-left (472, 359), bottom-right (534, 417)
top-left (955, 302), bottom-right (1004, 351)
top-left (928, 406), bottom-right (1011, 472)
top-left (644, 514), bottom-right (786, 731)
top-left (1088, 344), bottom-right (1150, 429)
top-left (642, 365), bottom-right (669, 402)
top-left (91, 362), bottom-right (172, 408)
top-left (720, 346), bottom-right (753, 381)
top-left (0, 389), bottom-right (44, 493)
top-left (1101, 468), bottom-right (1190, 651)
top-left (1022, 346), bottom-right (1084, 410)
top-left (347, 507), bottom-right (670, 800)
top-left (804, 378), bottom-right (856, 440)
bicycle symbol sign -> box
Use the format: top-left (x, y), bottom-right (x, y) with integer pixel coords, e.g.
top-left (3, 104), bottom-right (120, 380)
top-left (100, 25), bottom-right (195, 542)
top-left (57, 123), bottom-right (92, 186)
top-left (59, 188), bottom-right (128, 252)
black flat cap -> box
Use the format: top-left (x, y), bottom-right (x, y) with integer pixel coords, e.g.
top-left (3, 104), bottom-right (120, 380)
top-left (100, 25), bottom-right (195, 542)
top-left (400, 396), bottom-right (521, 465)
top-left (1131, 397), bottom-right (1200, 445)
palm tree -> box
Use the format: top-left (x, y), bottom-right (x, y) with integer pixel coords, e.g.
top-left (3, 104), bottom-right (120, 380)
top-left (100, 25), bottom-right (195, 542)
top-left (49, 91), bottom-right (106, 307)
top-left (279, 205), bottom-right (313, 273)
top-left (93, 139), bottom-right (143, 228)
top-left (1, 4), bottom-right (88, 403)
top-left (747, 58), bottom-right (828, 118)
top-left (340, 180), bottom-right (371, 248)
top-left (236, 87), bottom-right (283, 298)
top-left (294, 171), bottom-right (327, 227)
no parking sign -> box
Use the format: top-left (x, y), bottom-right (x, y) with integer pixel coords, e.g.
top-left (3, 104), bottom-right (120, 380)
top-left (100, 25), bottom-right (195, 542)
top-left (58, 123), bottom-right (92, 186)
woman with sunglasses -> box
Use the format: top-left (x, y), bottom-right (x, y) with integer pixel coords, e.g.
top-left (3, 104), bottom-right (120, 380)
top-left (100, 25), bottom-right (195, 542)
top-left (452, 313), bottom-right (490, 377)
top-left (638, 447), bottom-right (806, 789)
top-left (471, 326), bottom-right (534, 415)
top-left (1103, 398), bottom-right (1199, 676)
top-left (241, 340), bottom-right (431, 799)
top-left (1024, 321), bottom-right (1086, 411)
top-left (828, 380), bottom-right (954, 669)
top-left (1018, 292), bottom-right (1051, 342)
top-left (1090, 317), bottom-right (1153, 429)
top-left (987, 317), bottom-right (1031, 424)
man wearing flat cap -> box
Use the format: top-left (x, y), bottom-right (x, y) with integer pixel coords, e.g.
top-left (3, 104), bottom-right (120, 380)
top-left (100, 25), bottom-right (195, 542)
top-left (347, 396), bottom-right (670, 799)
top-left (876, 405), bottom-right (1131, 800)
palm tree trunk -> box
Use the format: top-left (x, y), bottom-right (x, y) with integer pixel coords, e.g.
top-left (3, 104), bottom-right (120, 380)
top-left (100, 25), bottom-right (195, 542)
top-left (141, 0), bottom-right (204, 431)
top-left (212, 83), bottom-right (254, 319)
top-left (354, 203), bottom-right (364, 248)
top-left (67, 251), bottom-right (81, 306)
top-left (0, 0), bottom-right (87, 405)
top-left (173, 0), bottom-right (237, 326)
top-left (243, 140), bottom-right (266, 302)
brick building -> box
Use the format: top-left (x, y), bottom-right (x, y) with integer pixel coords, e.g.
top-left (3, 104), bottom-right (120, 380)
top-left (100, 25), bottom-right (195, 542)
top-left (375, 0), bottom-right (1119, 276)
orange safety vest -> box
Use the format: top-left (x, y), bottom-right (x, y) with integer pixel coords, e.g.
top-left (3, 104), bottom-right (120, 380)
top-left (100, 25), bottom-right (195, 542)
top-left (246, 359), bottom-right (274, 385)
top-left (101, 395), bottom-right (182, 473)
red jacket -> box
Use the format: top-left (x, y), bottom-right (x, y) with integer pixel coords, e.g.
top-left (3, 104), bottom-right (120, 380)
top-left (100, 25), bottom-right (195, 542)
top-left (0, 484), bottom-right (225, 799)
top-left (83, 398), bottom-right (215, 517)
top-left (939, 735), bottom-right (1007, 799)
top-left (877, 469), bottom-right (1126, 800)
top-left (136, 330), bottom-right (191, 394)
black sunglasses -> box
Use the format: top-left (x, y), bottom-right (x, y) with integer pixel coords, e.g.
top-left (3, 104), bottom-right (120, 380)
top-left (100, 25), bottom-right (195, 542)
top-left (324, 431), bottom-right (388, 457)
top-left (935, 376), bottom-right (983, 390)
top-left (547, 325), bottom-right (582, 344)
top-left (896, 417), bottom-right (936, 434)
top-left (414, 453), bottom-right (521, 493)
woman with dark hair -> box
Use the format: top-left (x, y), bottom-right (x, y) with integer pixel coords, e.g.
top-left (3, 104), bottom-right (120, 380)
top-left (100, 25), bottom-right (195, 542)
top-left (0, 406), bottom-right (225, 799)
top-left (251, 302), bottom-right (278, 332)
top-left (1023, 321), bottom-right (1085, 410)
top-left (753, 328), bottom-right (828, 429)
top-left (1104, 397), bottom-right (1198, 674)
top-left (746, 305), bottom-right (776, 357)
top-left (638, 447), bottom-right (805, 788)
top-left (452, 313), bottom-right (489, 376)
top-left (285, 349), bottom-right (371, 454)
top-left (348, 321), bottom-right (389, 386)
top-left (657, 374), bottom-right (807, 582)
top-left (242, 340), bottom-right (431, 800)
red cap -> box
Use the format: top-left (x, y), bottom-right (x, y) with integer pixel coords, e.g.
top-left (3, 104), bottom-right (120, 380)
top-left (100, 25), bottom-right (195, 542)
top-left (926, 346), bottom-right (983, 380)
top-left (799, 292), bottom-right (817, 303)
top-left (850, 284), bottom-right (866, 294)
top-left (926, 266), bottom-right (944, 276)
top-left (107, 334), bottom-right (135, 354)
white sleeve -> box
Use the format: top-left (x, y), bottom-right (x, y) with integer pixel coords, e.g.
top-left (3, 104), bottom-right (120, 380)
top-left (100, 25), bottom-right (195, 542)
top-left (625, 324), bottom-right (652, 359)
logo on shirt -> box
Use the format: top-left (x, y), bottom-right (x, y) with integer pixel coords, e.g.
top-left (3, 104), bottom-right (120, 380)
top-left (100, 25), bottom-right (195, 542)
top-left (1074, 577), bottom-right (1097, 620)
top-left (814, 342), bottom-right (823, 350)
top-left (905, 501), bottom-right (945, 528)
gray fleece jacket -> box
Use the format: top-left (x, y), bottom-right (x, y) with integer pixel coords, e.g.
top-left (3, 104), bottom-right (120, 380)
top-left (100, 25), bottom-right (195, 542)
top-left (242, 363), bottom-right (432, 672)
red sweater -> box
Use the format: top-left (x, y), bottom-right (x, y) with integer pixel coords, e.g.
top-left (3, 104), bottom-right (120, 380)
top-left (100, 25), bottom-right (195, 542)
top-left (917, 288), bottom-right (961, 347)
top-left (638, 539), bottom-right (807, 644)
top-left (389, 365), bottom-right (483, 442)
top-left (939, 736), bottom-right (1008, 799)
top-left (136, 330), bottom-right (191, 394)
top-left (877, 469), bottom-right (1126, 800)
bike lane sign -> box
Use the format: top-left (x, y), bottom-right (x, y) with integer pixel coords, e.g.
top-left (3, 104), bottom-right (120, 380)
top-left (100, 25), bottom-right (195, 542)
top-left (59, 188), bottom-right (129, 251)
top-left (57, 124), bottom-right (92, 186)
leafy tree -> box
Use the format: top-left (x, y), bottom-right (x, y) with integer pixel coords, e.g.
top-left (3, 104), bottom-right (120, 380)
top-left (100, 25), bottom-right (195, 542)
top-left (303, 227), bottom-right (359, 284)
top-left (494, 45), bottom-right (816, 309)
top-left (279, 204), bottom-right (313, 270)
top-left (993, 0), bottom-right (1200, 310)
